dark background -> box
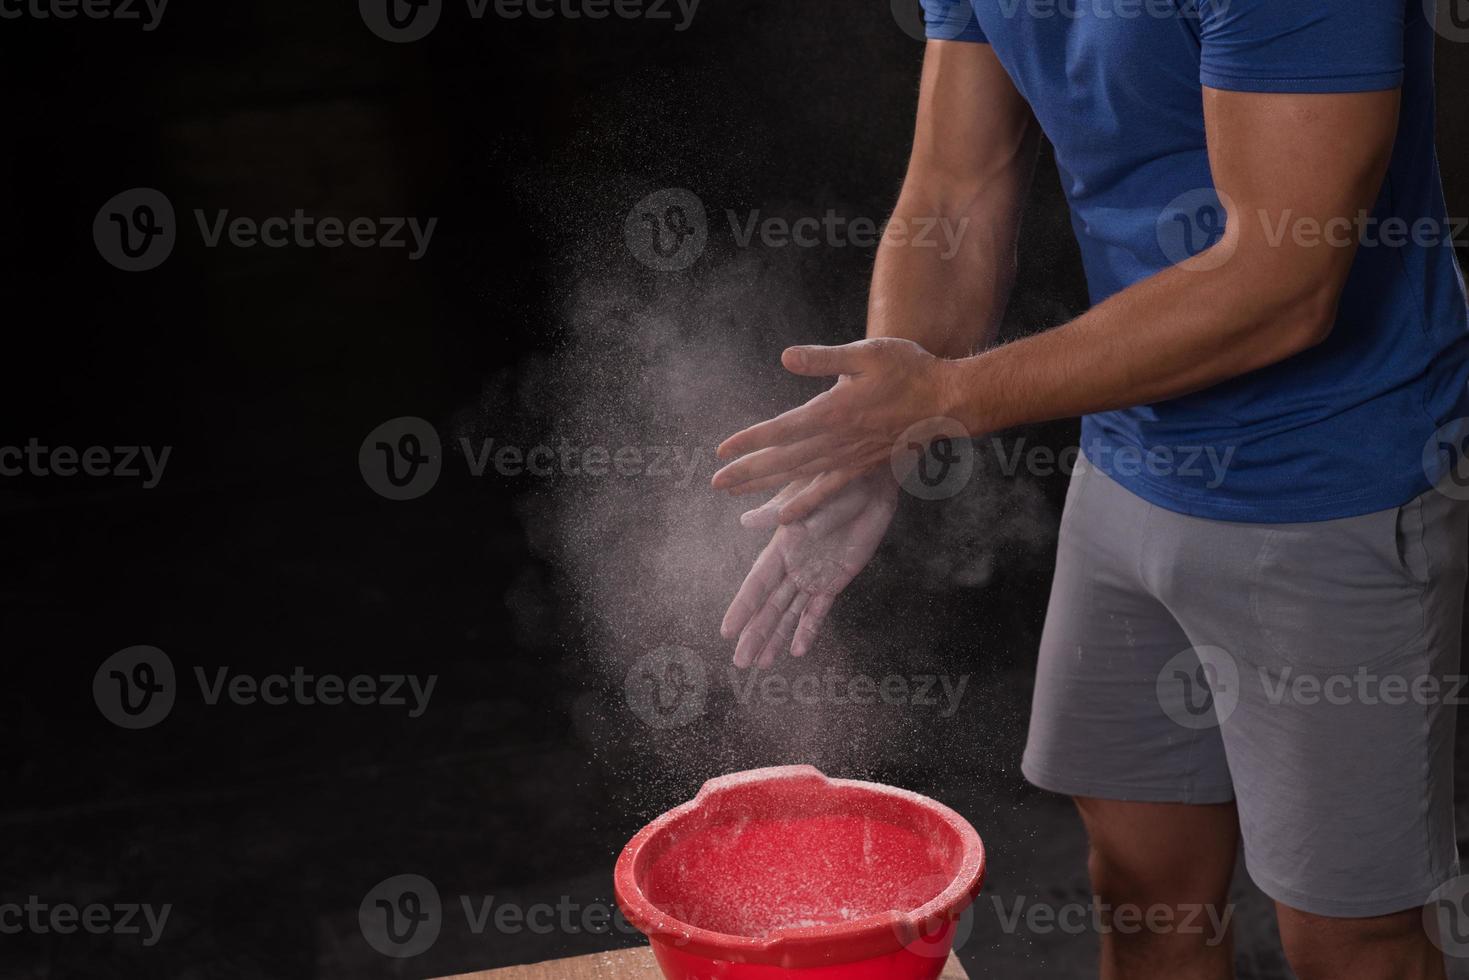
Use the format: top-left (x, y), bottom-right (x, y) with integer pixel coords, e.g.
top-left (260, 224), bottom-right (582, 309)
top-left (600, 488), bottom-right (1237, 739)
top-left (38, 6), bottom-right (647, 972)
top-left (1, 2), bottom-right (1466, 978)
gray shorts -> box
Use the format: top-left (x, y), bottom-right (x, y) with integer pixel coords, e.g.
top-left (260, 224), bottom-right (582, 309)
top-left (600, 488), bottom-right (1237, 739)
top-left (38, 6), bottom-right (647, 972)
top-left (1023, 461), bottom-right (1469, 918)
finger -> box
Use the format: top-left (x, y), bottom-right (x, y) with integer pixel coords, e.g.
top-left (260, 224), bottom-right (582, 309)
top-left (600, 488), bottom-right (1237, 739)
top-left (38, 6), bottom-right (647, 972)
top-left (721, 543), bottom-right (784, 639)
top-left (715, 393), bottom-right (832, 461)
top-left (791, 592), bottom-right (836, 658)
top-left (782, 343), bottom-right (870, 378)
top-left (756, 591), bottom-right (810, 669)
top-left (712, 435), bottom-right (836, 492)
top-left (740, 480), bottom-right (811, 530)
top-left (734, 580), bottom-right (797, 668)
top-left (724, 436), bottom-right (893, 499)
top-left (721, 458), bottom-right (843, 500)
top-left (778, 468), bottom-right (864, 525)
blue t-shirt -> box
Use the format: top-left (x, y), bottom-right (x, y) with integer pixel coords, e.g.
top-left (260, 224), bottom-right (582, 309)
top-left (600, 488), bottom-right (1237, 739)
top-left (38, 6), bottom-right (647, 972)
top-left (923, 0), bottom-right (1469, 522)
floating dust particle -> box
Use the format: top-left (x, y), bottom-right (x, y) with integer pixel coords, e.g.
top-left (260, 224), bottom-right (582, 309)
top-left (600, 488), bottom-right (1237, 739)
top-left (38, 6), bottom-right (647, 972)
top-left (485, 196), bottom-right (1059, 812)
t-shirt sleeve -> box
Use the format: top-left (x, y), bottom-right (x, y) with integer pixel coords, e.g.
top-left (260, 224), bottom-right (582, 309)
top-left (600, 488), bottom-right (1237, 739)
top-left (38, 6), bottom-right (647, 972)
top-left (921, 0), bottom-right (987, 43)
top-left (1197, 0), bottom-right (1404, 93)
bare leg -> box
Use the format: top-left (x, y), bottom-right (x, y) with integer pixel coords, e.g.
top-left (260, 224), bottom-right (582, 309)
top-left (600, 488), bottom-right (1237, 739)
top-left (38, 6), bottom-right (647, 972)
top-left (1075, 797), bottom-right (1239, 980)
top-left (1277, 903), bottom-right (1445, 980)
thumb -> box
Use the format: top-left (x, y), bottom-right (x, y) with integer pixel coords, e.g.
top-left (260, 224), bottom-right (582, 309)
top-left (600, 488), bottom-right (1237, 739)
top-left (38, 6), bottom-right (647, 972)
top-left (782, 342), bottom-right (868, 377)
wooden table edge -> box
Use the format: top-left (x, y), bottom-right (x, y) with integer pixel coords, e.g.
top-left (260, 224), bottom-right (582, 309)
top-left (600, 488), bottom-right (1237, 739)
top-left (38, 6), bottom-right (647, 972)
top-left (433, 945), bottom-right (969, 979)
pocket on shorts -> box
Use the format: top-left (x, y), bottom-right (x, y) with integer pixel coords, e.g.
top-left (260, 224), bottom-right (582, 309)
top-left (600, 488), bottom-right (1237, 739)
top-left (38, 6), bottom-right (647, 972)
top-left (1057, 455), bottom-right (1094, 536)
top-left (1393, 495), bottom-right (1432, 587)
top-left (1250, 500), bottom-right (1429, 670)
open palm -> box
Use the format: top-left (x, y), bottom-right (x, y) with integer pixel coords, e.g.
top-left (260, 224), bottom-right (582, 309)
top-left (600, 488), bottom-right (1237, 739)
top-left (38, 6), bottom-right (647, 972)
top-left (722, 471), bottom-right (899, 668)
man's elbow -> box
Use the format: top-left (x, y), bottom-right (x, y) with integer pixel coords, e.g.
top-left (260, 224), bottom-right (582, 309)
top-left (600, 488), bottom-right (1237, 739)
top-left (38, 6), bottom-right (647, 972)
top-left (1279, 281), bottom-right (1342, 355)
top-left (1241, 262), bottom-right (1344, 362)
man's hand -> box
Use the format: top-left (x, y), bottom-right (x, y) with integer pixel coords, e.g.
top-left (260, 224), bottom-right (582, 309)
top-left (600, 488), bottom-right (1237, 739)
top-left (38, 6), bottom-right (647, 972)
top-left (710, 338), bottom-right (956, 523)
top-left (710, 42), bottom-right (1034, 527)
top-left (722, 471), bottom-right (899, 668)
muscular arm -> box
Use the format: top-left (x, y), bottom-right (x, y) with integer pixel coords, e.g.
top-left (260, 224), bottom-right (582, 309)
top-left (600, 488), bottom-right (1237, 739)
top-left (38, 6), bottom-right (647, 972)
top-left (870, 41), bottom-right (1039, 359)
top-left (712, 83), bottom-right (1402, 519)
top-left (943, 87), bottom-right (1400, 433)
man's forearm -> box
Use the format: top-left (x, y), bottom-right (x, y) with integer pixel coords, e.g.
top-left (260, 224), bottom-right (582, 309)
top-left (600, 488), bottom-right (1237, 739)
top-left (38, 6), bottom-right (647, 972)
top-left (867, 177), bottom-right (1030, 360)
top-left (941, 244), bottom-right (1340, 436)
top-left (868, 40), bottom-right (1039, 362)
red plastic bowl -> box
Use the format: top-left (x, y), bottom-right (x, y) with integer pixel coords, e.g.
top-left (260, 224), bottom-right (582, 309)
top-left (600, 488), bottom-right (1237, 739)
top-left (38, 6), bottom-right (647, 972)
top-left (614, 766), bottom-right (986, 979)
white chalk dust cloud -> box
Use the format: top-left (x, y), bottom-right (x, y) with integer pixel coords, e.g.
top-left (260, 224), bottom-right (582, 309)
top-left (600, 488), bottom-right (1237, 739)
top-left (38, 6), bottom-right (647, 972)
top-left (482, 158), bottom-right (1059, 804)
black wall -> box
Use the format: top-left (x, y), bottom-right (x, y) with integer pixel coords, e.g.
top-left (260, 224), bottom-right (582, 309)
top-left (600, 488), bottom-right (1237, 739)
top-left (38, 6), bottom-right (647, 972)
top-left (2, 3), bottom-right (1465, 978)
